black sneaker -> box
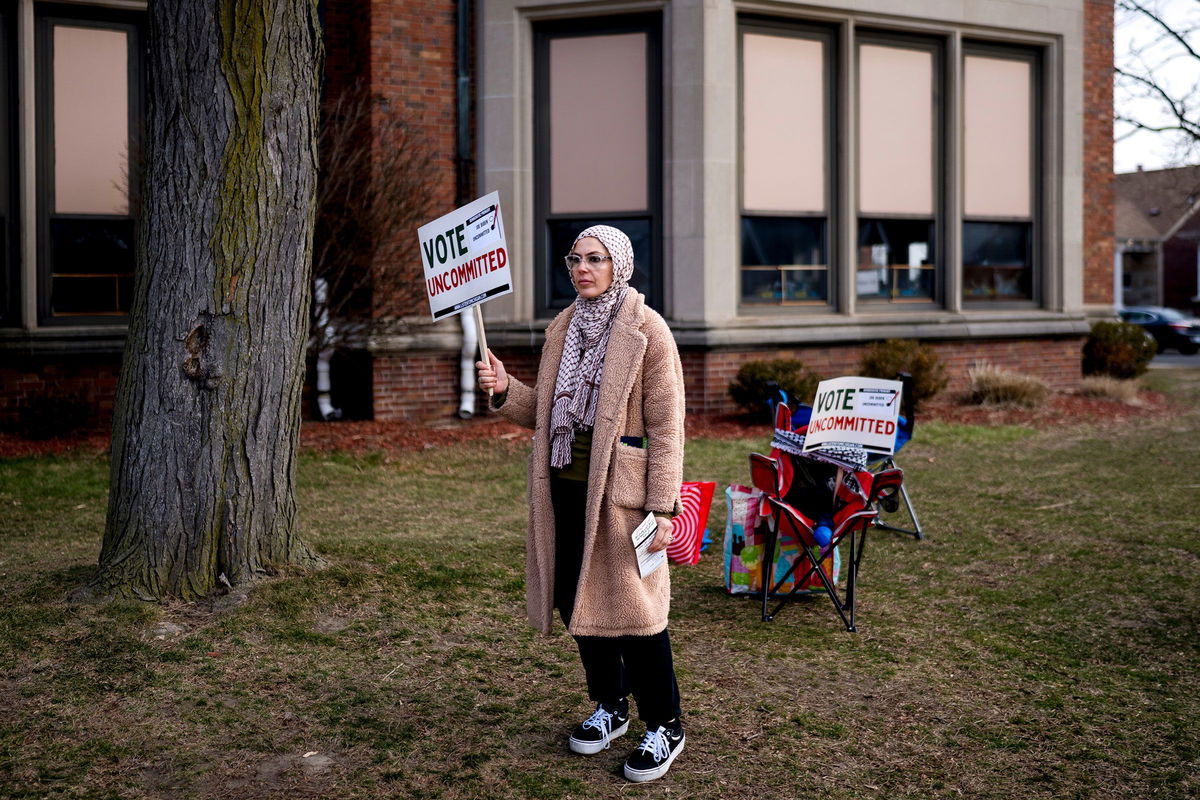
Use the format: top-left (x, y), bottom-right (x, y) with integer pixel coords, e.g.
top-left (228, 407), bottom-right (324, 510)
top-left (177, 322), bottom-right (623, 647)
top-left (623, 720), bottom-right (685, 782)
top-left (568, 698), bottom-right (630, 755)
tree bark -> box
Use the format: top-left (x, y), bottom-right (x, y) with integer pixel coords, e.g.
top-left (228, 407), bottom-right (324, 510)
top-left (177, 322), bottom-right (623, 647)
top-left (91, 0), bottom-right (322, 601)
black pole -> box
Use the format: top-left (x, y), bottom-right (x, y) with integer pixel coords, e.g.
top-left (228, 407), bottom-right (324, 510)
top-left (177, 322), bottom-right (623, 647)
top-left (455, 0), bottom-right (472, 205)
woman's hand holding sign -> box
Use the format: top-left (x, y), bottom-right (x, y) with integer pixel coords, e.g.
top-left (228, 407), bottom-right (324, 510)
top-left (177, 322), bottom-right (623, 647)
top-left (476, 349), bottom-right (508, 395)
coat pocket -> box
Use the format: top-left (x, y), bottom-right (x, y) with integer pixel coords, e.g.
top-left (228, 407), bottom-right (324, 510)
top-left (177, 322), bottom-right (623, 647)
top-left (609, 443), bottom-right (648, 509)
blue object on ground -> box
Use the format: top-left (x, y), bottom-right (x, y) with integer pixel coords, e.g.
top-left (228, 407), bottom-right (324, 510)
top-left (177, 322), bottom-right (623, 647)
top-left (894, 416), bottom-right (910, 453)
top-left (791, 404), bottom-right (813, 428)
top-left (700, 529), bottom-right (711, 553)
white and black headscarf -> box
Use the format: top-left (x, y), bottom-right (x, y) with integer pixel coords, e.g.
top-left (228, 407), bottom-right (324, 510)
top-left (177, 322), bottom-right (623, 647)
top-left (549, 225), bottom-right (636, 468)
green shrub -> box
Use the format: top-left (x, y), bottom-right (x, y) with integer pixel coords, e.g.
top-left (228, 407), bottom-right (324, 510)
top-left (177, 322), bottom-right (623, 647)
top-left (966, 363), bottom-right (1048, 408)
top-left (857, 339), bottom-right (948, 409)
top-left (1082, 320), bottom-right (1155, 379)
top-left (728, 359), bottom-right (823, 421)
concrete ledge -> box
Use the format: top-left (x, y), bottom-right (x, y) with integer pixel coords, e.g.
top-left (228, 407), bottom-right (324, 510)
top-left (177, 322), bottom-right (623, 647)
top-left (0, 327), bottom-right (129, 356)
top-left (482, 310), bottom-right (1094, 350)
top-left (368, 317), bottom-right (463, 354)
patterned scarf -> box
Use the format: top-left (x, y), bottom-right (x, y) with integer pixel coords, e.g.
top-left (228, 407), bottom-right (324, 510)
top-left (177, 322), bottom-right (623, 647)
top-left (549, 225), bottom-right (636, 468)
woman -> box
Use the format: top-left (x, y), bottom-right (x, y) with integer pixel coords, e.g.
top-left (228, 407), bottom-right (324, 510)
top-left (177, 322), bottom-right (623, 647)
top-left (476, 225), bottom-right (686, 783)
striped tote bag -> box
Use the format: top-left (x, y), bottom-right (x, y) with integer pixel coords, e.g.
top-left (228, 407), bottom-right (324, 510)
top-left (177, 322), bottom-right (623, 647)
top-left (667, 481), bottom-right (717, 566)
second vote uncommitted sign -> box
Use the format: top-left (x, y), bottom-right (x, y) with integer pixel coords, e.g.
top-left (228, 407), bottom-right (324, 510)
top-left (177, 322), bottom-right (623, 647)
top-left (802, 376), bottom-right (904, 455)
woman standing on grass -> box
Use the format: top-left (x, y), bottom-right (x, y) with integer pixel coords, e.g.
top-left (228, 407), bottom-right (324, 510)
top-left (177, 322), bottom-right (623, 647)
top-left (476, 225), bottom-right (686, 783)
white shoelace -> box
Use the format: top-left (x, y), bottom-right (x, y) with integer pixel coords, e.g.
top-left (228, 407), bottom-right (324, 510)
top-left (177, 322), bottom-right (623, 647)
top-left (581, 706), bottom-right (616, 748)
top-left (635, 726), bottom-right (672, 762)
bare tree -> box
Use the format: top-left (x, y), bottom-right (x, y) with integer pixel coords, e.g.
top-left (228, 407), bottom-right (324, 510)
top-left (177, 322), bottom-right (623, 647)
top-left (310, 84), bottom-right (437, 357)
top-left (1115, 0), bottom-right (1200, 165)
top-left (88, 0), bottom-right (322, 601)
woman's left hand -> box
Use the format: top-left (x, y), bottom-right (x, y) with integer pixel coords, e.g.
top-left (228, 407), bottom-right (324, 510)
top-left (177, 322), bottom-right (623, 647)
top-left (647, 515), bottom-right (674, 553)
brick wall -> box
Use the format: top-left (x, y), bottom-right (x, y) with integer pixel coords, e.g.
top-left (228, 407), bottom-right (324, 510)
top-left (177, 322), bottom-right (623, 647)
top-left (1083, 0), bottom-right (1115, 306)
top-left (373, 335), bottom-right (1085, 422)
top-left (679, 337), bottom-right (1084, 415)
top-left (0, 357), bottom-right (122, 430)
top-left (371, 346), bottom-right (541, 422)
top-left (324, 0), bottom-right (468, 421)
top-left (373, 351), bottom-right (459, 420)
top-left (367, 0), bottom-right (460, 320)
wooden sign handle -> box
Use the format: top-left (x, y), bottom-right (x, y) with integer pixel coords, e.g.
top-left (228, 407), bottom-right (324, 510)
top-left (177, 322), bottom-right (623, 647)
top-left (473, 304), bottom-right (492, 398)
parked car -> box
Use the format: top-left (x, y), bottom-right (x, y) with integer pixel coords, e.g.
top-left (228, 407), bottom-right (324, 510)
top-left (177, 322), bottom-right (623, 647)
top-left (1119, 306), bottom-right (1200, 355)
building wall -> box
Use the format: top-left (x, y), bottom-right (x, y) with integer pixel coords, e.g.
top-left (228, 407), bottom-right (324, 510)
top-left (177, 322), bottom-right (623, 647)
top-left (479, 0), bottom-right (1095, 331)
top-left (365, 0), bottom-right (1112, 422)
top-left (681, 337), bottom-right (1085, 415)
top-left (355, 0), bottom-right (474, 419)
top-left (0, 0), bottom-right (1115, 429)
top-left (0, 355), bottom-right (121, 431)
top-left (383, 335), bottom-right (1083, 420)
top-left (1163, 215), bottom-right (1200, 313)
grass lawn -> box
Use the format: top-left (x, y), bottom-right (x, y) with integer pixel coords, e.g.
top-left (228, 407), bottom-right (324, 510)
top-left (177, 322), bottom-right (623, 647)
top-left (1, 370), bottom-right (1198, 799)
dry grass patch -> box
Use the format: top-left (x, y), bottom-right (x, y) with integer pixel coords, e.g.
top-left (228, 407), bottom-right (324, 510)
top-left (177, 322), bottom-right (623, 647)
top-left (1078, 375), bottom-right (1143, 405)
top-left (966, 362), bottom-right (1049, 407)
top-left (2, 370), bottom-right (1199, 799)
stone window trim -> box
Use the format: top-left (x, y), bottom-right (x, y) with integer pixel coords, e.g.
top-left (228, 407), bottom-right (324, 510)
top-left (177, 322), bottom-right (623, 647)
top-left (1, 0), bottom-right (146, 333)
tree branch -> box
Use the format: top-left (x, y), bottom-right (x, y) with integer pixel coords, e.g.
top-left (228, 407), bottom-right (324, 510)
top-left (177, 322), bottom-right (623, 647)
top-left (1118, 0), bottom-right (1200, 63)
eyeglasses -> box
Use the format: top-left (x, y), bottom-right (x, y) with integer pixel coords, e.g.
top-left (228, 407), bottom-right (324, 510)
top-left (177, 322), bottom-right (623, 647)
top-left (564, 254), bottom-right (612, 270)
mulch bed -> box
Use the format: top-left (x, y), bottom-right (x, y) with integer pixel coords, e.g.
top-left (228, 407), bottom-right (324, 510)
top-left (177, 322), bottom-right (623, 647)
top-left (0, 389), bottom-right (1173, 460)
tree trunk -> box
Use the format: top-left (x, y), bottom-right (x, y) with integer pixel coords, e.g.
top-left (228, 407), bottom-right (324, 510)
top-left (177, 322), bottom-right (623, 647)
top-left (90, 0), bottom-right (322, 601)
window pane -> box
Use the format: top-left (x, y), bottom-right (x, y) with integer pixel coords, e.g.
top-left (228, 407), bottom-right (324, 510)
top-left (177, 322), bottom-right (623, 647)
top-left (964, 55), bottom-right (1031, 218)
top-left (856, 218), bottom-right (935, 301)
top-left (741, 268), bottom-right (783, 304)
top-left (741, 217), bottom-right (827, 304)
top-left (743, 33), bottom-right (825, 213)
top-left (53, 25), bottom-right (129, 215)
top-left (51, 276), bottom-right (123, 315)
top-left (48, 218), bottom-right (134, 315)
top-left (858, 44), bottom-right (933, 215)
top-left (48, 218), bottom-right (134, 275)
top-left (545, 218), bottom-right (651, 309)
top-left (962, 221), bottom-right (1032, 301)
top-left (782, 268), bottom-right (828, 303)
top-left (549, 34), bottom-right (647, 214)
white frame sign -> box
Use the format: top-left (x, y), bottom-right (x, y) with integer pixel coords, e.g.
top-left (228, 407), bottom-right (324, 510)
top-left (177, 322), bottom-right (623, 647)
top-left (418, 191), bottom-right (512, 320)
top-left (802, 376), bottom-right (904, 455)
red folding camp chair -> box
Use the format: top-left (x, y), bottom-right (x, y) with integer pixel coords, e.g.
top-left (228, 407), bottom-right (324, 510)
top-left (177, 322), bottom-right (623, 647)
top-left (748, 401), bottom-right (904, 631)
top-left (760, 465), bottom-right (902, 631)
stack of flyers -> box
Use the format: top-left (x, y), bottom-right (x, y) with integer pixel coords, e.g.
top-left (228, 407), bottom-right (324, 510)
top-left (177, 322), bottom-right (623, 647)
top-left (631, 513), bottom-right (667, 578)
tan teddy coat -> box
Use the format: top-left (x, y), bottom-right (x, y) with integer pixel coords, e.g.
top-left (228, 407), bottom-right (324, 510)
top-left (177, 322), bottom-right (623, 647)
top-left (497, 291), bottom-right (685, 637)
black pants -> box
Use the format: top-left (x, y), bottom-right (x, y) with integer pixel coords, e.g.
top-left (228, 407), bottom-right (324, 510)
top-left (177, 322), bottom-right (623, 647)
top-left (551, 476), bottom-right (682, 727)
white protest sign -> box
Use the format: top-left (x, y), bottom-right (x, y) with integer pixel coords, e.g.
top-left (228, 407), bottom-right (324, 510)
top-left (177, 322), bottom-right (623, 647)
top-left (803, 376), bottom-right (904, 455)
top-left (418, 191), bottom-right (511, 321)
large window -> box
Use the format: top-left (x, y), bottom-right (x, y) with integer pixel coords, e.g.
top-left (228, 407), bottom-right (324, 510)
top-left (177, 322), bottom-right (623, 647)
top-left (856, 37), bottom-right (939, 305)
top-left (533, 15), bottom-right (662, 315)
top-left (36, 7), bottom-right (143, 324)
top-left (738, 18), bottom-right (1043, 313)
top-left (740, 25), bottom-right (833, 306)
top-left (962, 47), bottom-right (1038, 304)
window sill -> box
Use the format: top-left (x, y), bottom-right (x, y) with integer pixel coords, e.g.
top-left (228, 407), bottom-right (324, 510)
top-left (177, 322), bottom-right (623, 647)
top-left (484, 308), bottom-right (1091, 350)
top-left (0, 326), bottom-right (128, 356)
